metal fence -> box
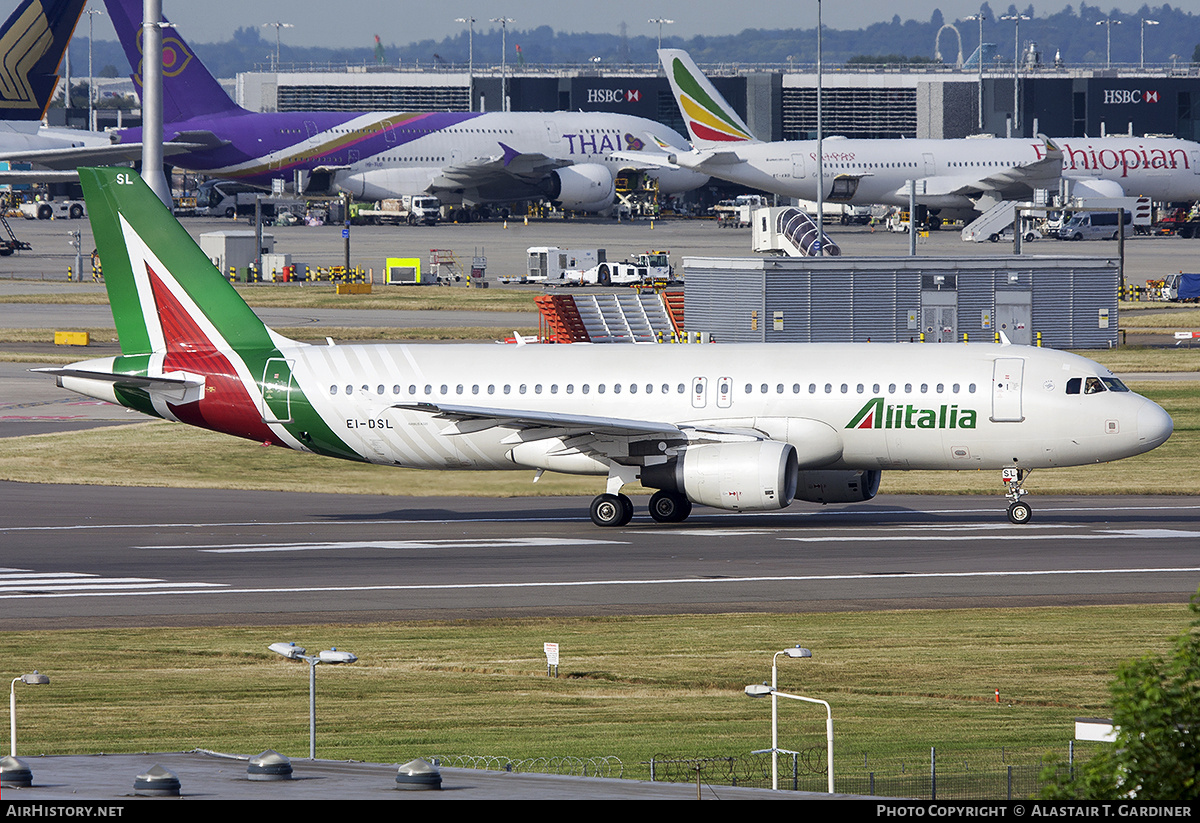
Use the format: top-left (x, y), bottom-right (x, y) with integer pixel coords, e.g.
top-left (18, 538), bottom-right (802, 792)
top-left (424, 744), bottom-right (1099, 798)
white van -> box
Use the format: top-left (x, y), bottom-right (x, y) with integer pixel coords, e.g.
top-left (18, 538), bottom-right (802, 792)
top-left (1057, 210), bottom-right (1133, 241)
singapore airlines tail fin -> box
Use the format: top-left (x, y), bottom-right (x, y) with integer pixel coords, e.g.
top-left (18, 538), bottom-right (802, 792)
top-left (0, 0), bottom-right (87, 121)
top-left (658, 48), bottom-right (760, 148)
top-left (104, 0), bottom-right (242, 122)
top-left (79, 166), bottom-right (281, 358)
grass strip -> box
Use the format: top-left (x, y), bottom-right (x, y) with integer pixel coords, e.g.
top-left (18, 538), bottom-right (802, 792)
top-left (4, 605), bottom-right (1188, 774)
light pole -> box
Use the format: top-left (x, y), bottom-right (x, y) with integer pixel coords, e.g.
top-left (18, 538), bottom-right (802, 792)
top-left (456, 17), bottom-right (475, 110)
top-left (86, 6), bottom-right (102, 132)
top-left (490, 17), bottom-right (514, 112)
top-left (1097, 18), bottom-right (1121, 69)
top-left (10, 672), bottom-right (48, 757)
top-left (768, 646), bottom-right (810, 789)
top-left (1000, 13), bottom-right (1028, 134)
top-left (262, 22), bottom-right (293, 71)
top-left (648, 18), bottom-right (674, 52)
top-left (966, 9), bottom-right (987, 132)
top-left (746, 682), bottom-right (834, 794)
top-left (815, 0), bottom-right (825, 256)
top-left (269, 642), bottom-right (357, 760)
top-left (1140, 18), bottom-right (1159, 70)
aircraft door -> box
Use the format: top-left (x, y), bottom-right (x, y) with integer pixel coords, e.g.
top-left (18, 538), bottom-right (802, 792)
top-left (991, 358), bottom-right (1025, 422)
top-left (691, 376), bottom-right (708, 409)
top-left (923, 152), bottom-right (936, 176)
top-left (791, 153), bottom-right (805, 181)
top-left (260, 358), bottom-right (295, 424)
top-left (545, 121), bottom-right (560, 144)
top-left (716, 376), bottom-right (733, 408)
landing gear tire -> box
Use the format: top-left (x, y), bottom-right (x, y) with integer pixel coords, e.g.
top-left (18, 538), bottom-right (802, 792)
top-left (590, 493), bottom-right (633, 527)
top-left (1007, 501), bottom-right (1032, 524)
top-left (648, 490), bottom-right (692, 523)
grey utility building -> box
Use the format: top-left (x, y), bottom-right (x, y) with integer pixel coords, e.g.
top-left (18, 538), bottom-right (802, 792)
top-left (682, 256), bottom-right (1119, 350)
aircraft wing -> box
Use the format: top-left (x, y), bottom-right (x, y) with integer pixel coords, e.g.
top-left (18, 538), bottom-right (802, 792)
top-left (904, 135), bottom-right (1063, 199)
top-left (395, 401), bottom-right (684, 440)
top-left (429, 143), bottom-right (569, 192)
top-left (0, 137), bottom-right (218, 171)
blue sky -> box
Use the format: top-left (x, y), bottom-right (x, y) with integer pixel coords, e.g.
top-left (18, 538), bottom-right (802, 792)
top-left (85, 1), bottom-right (1200, 49)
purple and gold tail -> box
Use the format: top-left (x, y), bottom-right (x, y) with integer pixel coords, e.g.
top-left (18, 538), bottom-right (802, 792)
top-left (103, 0), bottom-right (241, 122)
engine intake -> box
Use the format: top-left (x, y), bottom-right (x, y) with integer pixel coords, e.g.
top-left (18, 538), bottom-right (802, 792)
top-left (539, 164), bottom-right (616, 212)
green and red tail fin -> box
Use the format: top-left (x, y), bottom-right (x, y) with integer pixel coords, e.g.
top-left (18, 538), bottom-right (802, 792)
top-left (658, 49), bottom-right (759, 148)
top-left (79, 167), bottom-right (281, 358)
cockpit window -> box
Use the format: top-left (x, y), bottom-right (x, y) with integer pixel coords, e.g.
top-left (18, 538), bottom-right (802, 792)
top-left (1084, 377), bottom-right (1106, 394)
top-left (1066, 377), bottom-right (1081, 395)
top-left (1101, 377), bottom-right (1130, 392)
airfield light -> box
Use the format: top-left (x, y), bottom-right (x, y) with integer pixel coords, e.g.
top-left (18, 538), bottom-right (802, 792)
top-left (745, 651), bottom-right (833, 795)
top-left (490, 17), bottom-right (515, 112)
top-left (1141, 19), bottom-right (1159, 70)
top-left (648, 18), bottom-right (674, 52)
top-left (262, 21), bottom-right (293, 71)
top-left (965, 10), bottom-right (987, 132)
top-left (86, 8), bottom-right (103, 132)
top-left (456, 17), bottom-right (476, 108)
top-left (270, 642), bottom-right (358, 759)
top-left (1097, 18), bottom-right (1121, 69)
top-left (10, 672), bottom-right (49, 757)
top-left (999, 14), bottom-right (1029, 132)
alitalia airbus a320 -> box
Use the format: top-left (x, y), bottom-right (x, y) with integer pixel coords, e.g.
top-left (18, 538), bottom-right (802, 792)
top-left (40, 168), bottom-right (1173, 526)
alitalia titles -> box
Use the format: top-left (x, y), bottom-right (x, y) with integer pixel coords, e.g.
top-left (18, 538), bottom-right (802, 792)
top-left (846, 397), bottom-right (978, 430)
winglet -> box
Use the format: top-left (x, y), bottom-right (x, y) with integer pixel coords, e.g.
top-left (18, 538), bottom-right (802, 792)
top-left (658, 48), bottom-right (759, 147)
top-left (498, 142), bottom-right (522, 167)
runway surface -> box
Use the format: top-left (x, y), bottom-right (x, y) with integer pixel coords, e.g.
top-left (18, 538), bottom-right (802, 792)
top-left (2, 481), bottom-right (1197, 628)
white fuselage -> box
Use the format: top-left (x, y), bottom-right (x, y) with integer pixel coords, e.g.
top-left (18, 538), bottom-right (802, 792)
top-left (689, 136), bottom-right (1200, 211)
top-left (164, 341), bottom-right (1168, 476)
top-left (197, 111), bottom-right (708, 207)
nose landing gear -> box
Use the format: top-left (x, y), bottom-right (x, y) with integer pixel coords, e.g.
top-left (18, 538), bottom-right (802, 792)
top-left (1002, 466), bottom-right (1032, 524)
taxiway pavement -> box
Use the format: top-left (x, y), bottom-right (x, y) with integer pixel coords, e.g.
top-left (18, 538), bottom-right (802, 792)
top-left (2, 481), bottom-right (1196, 628)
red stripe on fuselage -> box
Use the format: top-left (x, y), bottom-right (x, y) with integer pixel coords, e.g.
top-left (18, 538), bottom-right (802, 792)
top-left (146, 264), bottom-right (283, 445)
top-left (690, 121), bottom-right (750, 142)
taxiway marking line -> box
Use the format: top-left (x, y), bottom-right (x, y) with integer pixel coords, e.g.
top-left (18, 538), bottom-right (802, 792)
top-left (0, 567), bottom-right (1197, 600)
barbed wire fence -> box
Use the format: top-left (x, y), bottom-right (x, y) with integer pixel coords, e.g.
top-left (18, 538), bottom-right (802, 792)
top-left (423, 741), bottom-right (1101, 798)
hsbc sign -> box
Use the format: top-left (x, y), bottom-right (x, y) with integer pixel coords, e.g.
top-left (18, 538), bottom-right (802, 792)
top-left (586, 88), bottom-right (642, 104)
top-left (1103, 89), bottom-right (1160, 104)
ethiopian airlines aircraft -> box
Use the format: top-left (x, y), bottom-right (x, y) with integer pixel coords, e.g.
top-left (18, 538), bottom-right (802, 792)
top-left (38, 168), bottom-right (1173, 526)
top-left (645, 49), bottom-right (1200, 221)
top-left (97, 0), bottom-right (705, 215)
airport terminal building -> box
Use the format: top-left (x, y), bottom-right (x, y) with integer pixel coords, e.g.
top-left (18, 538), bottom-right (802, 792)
top-left (236, 62), bottom-right (1200, 144)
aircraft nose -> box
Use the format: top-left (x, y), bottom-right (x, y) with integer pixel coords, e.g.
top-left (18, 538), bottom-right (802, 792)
top-left (1137, 399), bottom-right (1173, 451)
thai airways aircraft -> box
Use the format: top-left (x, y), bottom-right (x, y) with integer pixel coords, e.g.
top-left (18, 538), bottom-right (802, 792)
top-left (643, 49), bottom-right (1200, 222)
top-left (0, 0), bottom-right (205, 182)
top-left (98, 0), bottom-right (706, 215)
top-left (38, 167), bottom-right (1173, 526)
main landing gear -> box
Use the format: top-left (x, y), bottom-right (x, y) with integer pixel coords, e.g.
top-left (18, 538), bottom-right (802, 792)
top-left (590, 493), bottom-right (634, 527)
top-left (1002, 466), bottom-right (1032, 524)
top-left (588, 490), bottom-right (693, 527)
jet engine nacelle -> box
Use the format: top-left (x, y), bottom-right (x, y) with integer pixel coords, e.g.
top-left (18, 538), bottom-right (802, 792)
top-left (541, 163), bottom-right (616, 212)
top-left (1069, 178), bottom-right (1126, 199)
top-left (794, 469), bottom-right (881, 504)
top-left (642, 440), bottom-right (799, 511)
